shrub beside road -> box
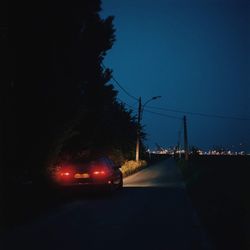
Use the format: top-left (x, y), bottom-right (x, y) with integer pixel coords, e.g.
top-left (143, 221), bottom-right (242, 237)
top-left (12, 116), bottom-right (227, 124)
top-left (121, 160), bottom-right (147, 177)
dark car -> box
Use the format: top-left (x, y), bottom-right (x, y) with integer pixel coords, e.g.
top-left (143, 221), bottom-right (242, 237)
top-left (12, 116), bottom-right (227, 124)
top-left (53, 157), bottom-right (123, 191)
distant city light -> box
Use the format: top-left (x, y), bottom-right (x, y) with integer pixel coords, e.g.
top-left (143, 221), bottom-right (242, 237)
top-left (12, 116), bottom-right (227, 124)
top-left (147, 147), bottom-right (247, 156)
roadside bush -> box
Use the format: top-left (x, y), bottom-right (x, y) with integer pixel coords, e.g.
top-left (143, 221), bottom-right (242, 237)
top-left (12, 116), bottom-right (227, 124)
top-left (121, 160), bottom-right (147, 177)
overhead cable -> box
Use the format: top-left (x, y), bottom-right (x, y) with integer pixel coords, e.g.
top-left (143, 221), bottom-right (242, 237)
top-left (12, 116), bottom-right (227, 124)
top-left (146, 105), bottom-right (250, 121)
top-left (101, 63), bottom-right (139, 101)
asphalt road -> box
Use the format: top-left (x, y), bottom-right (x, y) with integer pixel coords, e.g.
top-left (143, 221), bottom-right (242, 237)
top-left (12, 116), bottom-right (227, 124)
top-left (2, 159), bottom-right (213, 250)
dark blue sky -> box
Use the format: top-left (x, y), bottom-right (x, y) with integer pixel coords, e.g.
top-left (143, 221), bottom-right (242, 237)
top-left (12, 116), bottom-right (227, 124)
top-left (101, 0), bottom-right (250, 152)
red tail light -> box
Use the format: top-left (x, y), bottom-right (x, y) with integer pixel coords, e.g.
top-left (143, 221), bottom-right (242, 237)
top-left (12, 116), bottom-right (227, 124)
top-left (91, 165), bottom-right (110, 177)
top-left (60, 172), bottom-right (71, 176)
top-left (58, 169), bottom-right (72, 177)
top-left (55, 166), bottom-right (74, 182)
top-left (93, 170), bottom-right (106, 175)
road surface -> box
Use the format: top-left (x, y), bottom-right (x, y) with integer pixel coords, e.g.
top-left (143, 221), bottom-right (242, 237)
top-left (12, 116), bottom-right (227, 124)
top-left (1, 159), bottom-right (213, 250)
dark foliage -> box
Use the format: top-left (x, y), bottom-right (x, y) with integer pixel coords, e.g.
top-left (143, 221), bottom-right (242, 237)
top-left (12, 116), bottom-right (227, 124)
top-left (6, 1), bottom-right (141, 182)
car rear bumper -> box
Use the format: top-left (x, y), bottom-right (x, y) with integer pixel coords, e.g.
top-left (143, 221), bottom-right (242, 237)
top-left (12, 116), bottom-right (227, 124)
top-left (56, 178), bottom-right (114, 187)
top-left (55, 183), bottom-right (117, 194)
top-left (59, 182), bottom-right (112, 187)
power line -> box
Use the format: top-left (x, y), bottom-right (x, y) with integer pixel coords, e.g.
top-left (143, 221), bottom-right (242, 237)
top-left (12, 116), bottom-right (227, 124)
top-left (102, 62), bottom-right (249, 121)
top-left (111, 77), bottom-right (139, 101)
top-left (146, 105), bottom-right (250, 121)
top-left (143, 109), bottom-right (182, 120)
top-left (120, 100), bottom-right (250, 121)
top-left (117, 98), bottom-right (181, 120)
top-left (117, 98), bottom-right (136, 110)
top-left (101, 63), bottom-right (139, 101)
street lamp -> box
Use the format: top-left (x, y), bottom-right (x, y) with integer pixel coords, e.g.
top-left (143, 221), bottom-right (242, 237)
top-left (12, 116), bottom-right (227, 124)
top-left (136, 96), bottom-right (161, 162)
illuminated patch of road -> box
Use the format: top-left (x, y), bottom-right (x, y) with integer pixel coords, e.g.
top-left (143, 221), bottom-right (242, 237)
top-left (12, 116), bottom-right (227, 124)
top-left (123, 159), bottom-right (185, 188)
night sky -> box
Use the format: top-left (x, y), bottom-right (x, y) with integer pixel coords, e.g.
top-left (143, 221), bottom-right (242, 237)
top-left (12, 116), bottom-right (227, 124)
top-left (101, 0), bottom-right (250, 152)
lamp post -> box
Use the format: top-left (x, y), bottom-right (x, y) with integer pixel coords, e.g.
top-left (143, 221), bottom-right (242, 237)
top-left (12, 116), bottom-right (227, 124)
top-left (136, 96), bottom-right (161, 162)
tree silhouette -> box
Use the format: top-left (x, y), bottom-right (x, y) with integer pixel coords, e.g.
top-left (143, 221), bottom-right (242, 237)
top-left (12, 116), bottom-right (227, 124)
top-left (9, 0), bottom-right (142, 182)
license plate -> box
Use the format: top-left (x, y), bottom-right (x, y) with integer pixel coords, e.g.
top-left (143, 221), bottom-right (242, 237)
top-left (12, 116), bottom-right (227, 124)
top-left (74, 173), bottom-right (90, 179)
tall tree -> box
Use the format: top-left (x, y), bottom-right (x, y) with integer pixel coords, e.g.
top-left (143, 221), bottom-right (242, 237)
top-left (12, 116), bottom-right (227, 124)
top-left (11, 1), bottom-right (141, 181)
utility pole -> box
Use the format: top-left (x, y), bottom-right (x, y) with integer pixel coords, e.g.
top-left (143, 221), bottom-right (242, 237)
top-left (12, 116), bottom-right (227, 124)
top-left (136, 97), bottom-right (142, 162)
top-left (135, 96), bottom-right (161, 162)
top-left (183, 115), bottom-right (189, 160)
